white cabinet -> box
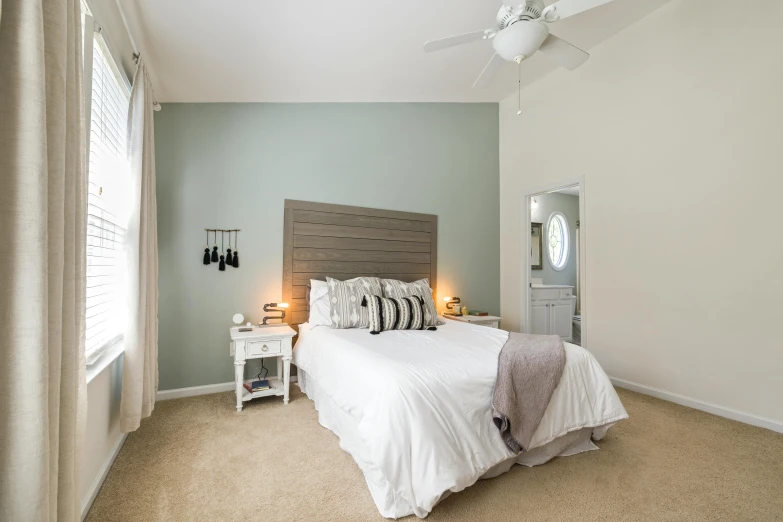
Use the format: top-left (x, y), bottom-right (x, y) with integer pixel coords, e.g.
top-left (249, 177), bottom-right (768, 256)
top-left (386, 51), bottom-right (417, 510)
top-left (530, 301), bottom-right (550, 336)
top-left (551, 301), bottom-right (573, 340)
top-left (530, 286), bottom-right (576, 341)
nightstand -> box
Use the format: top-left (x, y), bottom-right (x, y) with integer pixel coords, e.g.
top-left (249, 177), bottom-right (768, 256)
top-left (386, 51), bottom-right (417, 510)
top-left (229, 324), bottom-right (296, 411)
top-left (441, 313), bottom-right (501, 329)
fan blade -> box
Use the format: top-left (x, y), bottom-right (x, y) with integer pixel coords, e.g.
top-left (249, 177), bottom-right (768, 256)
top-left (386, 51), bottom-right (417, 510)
top-left (424, 30), bottom-right (488, 53)
top-left (473, 53), bottom-right (505, 89)
top-left (543, 0), bottom-right (615, 22)
top-left (538, 34), bottom-right (589, 71)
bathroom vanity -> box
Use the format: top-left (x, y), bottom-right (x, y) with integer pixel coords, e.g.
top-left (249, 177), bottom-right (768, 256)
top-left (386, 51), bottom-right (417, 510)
top-left (529, 284), bottom-right (576, 341)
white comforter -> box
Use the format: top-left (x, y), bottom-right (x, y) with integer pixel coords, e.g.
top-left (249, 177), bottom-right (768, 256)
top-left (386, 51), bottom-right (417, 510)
top-left (293, 320), bottom-right (627, 518)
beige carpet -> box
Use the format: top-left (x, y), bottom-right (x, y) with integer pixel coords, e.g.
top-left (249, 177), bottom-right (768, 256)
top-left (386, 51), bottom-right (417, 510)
top-left (87, 386), bottom-right (783, 522)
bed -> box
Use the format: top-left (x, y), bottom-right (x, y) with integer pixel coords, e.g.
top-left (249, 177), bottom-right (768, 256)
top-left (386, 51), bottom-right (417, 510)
top-left (282, 200), bottom-right (628, 519)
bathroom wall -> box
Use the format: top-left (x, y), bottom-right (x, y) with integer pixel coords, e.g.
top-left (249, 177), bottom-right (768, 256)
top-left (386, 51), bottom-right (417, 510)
top-left (531, 191), bottom-right (579, 288)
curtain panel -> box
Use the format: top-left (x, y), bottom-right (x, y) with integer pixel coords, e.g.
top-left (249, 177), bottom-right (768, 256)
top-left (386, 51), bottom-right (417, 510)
top-left (0, 0), bottom-right (88, 520)
top-left (120, 61), bottom-right (159, 432)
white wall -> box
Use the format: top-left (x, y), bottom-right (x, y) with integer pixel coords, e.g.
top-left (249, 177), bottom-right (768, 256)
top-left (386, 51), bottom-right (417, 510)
top-left (81, 356), bottom-right (125, 517)
top-left (500, 0), bottom-right (783, 424)
top-left (531, 192), bottom-right (579, 288)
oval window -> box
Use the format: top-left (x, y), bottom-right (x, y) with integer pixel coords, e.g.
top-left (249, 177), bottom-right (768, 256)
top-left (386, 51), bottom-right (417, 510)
top-left (546, 212), bottom-right (569, 271)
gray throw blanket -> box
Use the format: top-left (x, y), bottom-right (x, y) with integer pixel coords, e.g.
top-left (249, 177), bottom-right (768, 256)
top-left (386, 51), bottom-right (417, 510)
top-left (492, 333), bottom-right (566, 454)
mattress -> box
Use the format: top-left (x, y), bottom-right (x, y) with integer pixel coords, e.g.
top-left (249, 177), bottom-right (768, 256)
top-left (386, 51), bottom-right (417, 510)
top-left (292, 321), bottom-right (628, 519)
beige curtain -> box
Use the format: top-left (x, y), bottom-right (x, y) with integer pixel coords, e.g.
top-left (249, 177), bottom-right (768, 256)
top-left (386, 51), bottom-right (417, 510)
top-left (120, 61), bottom-right (159, 432)
top-left (0, 1), bottom-right (87, 520)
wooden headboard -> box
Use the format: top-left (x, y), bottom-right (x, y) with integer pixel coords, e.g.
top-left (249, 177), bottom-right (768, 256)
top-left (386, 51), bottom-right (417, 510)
top-left (282, 200), bottom-right (438, 330)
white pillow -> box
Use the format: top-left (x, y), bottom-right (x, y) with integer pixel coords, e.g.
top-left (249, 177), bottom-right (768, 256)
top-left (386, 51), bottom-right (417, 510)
top-left (307, 279), bottom-right (331, 326)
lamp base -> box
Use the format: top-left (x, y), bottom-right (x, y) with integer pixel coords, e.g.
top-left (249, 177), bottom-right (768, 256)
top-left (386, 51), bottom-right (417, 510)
top-left (443, 312), bottom-right (463, 317)
top-left (258, 321), bottom-right (286, 327)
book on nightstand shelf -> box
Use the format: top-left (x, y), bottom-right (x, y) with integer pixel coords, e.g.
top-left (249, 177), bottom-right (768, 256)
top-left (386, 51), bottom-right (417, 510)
top-left (468, 311), bottom-right (489, 316)
top-left (243, 380), bottom-right (270, 393)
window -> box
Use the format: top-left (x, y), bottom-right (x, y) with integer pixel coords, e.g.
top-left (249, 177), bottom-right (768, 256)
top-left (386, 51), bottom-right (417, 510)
top-left (546, 212), bottom-right (570, 271)
top-left (84, 28), bottom-right (131, 362)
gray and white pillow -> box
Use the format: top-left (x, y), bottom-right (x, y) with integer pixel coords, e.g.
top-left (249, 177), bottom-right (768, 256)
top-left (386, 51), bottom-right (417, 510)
top-left (380, 278), bottom-right (443, 327)
top-left (362, 294), bottom-right (436, 334)
top-left (326, 277), bottom-right (383, 329)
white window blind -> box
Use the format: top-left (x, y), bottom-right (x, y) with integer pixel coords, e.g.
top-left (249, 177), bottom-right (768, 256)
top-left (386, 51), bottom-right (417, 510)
top-left (85, 32), bottom-right (131, 362)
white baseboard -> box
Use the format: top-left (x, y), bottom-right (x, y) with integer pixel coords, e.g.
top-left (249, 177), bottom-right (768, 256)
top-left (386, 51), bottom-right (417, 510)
top-left (156, 381), bottom-right (235, 401)
top-left (81, 432), bottom-right (128, 521)
top-left (156, 376), bottom-right (299, 401)
top-left (610, 377), bottom-right (783, 434)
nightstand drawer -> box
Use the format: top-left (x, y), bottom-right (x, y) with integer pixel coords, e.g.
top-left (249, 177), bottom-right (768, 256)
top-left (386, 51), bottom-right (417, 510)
top-left (247, 339), bottom-right (281, 356)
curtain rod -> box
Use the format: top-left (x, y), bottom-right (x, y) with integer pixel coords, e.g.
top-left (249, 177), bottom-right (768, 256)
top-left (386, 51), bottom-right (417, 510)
top-left (115, 0), bottom-right (162, 111)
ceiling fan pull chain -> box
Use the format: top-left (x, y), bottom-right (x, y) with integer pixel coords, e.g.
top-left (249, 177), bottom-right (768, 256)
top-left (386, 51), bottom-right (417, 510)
top-left (517, 61), bottom-right (522, 116)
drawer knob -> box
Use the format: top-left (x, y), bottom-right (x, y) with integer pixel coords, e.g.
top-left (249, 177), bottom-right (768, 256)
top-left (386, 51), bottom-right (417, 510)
top-left (262, 344), bottom-right (268, 352)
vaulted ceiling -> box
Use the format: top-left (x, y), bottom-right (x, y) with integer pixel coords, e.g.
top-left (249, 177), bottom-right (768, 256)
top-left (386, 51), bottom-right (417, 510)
top-left (123, 0), bottom-right (672, 102)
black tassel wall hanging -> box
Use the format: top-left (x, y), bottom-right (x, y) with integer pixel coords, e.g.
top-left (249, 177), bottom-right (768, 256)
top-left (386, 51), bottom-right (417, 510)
top-left (218, 231), bottom-right (226, 271)
top-left (203, 230), bottom-right (211, 265)
top-left (202, 229), bottom-right (240, 270)
top-left (232, 230), bottom-right (239, 268)
top-left (226, 231), bottom-right (233, 266)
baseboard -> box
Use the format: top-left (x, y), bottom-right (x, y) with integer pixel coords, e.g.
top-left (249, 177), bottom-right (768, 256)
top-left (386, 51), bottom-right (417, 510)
top-left (156, 376), bottom-right (299, 401)
top-left (610, 377), bottom-right (783, 434)
top-left (156, 381), bottom-right (235, 400)
top-left (81, 432), bottom-right (128, 521)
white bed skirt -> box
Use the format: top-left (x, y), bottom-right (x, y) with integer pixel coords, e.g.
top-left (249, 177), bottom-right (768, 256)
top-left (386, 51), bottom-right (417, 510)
top-left (297, 369), bottom-right (615, 518)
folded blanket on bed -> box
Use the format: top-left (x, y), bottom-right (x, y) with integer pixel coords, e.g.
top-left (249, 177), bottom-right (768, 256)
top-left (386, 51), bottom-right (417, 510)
top-left (492, 333), bottom-right (566, 454)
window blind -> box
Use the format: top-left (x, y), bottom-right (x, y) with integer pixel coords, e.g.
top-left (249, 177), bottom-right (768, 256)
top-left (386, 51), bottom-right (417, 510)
top-left (85, 33), bottom-right (130, 361)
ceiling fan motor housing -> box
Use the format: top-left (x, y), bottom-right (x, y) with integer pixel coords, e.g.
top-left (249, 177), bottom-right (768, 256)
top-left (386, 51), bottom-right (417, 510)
top-left (497, 0), bottom-right (546, 29)
top-left (493, 21), bottom-right (549, 62)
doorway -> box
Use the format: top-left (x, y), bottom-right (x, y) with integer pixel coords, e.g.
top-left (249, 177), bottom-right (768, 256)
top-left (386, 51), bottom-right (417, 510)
top-left (524, 181), bottom-right (584, 347)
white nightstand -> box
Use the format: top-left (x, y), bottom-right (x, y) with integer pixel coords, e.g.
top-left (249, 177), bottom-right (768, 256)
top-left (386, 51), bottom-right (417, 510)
top-left (229, 324), bottom-right (296, 411)
top-left (441, 313), bottom-right (501, 329)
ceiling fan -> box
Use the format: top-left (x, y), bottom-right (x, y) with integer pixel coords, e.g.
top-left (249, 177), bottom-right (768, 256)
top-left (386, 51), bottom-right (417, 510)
top-left (424, 0), bottom-right (614, 99)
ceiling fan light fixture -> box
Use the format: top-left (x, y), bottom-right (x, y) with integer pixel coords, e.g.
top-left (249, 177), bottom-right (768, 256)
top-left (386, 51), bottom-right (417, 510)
top-left (492, 22), bottom-right (549, 62)
top-left (422, 0), bottom-right (613, 95)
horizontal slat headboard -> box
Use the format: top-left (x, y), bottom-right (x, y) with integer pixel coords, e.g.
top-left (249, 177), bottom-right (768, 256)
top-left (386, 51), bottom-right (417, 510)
top-left (282, 200), bottom-right (438, 330)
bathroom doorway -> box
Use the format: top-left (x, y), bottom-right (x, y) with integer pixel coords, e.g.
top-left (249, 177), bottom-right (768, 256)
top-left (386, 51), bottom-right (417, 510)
top-left (524, 180), bottom-right (584, 347)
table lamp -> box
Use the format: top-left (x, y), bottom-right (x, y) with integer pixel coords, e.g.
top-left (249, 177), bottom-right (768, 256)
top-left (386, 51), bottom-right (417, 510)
top-left (443, 296), bottom-right (462, 316)
top-left (261, 302), bottom-right (289, 325)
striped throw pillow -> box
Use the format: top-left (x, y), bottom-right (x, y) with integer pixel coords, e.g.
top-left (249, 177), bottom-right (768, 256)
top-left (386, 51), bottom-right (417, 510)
top-left (362, 294), bottom-right (437, 335)
top-left (380, 278), bottom-right (443, 327)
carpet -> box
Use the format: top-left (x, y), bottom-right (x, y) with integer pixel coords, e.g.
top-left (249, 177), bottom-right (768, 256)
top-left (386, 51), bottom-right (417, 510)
top-left (86, 387), bottom-right (783, 521)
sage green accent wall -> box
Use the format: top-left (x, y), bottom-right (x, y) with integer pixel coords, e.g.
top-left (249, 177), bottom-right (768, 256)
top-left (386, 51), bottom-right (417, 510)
top-left (155, 103), bottom-right (499, 390)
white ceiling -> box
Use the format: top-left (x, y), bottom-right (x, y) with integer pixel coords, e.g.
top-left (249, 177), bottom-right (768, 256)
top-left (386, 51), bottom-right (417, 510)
top-left (126, 0), bottom-right (672, 103)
